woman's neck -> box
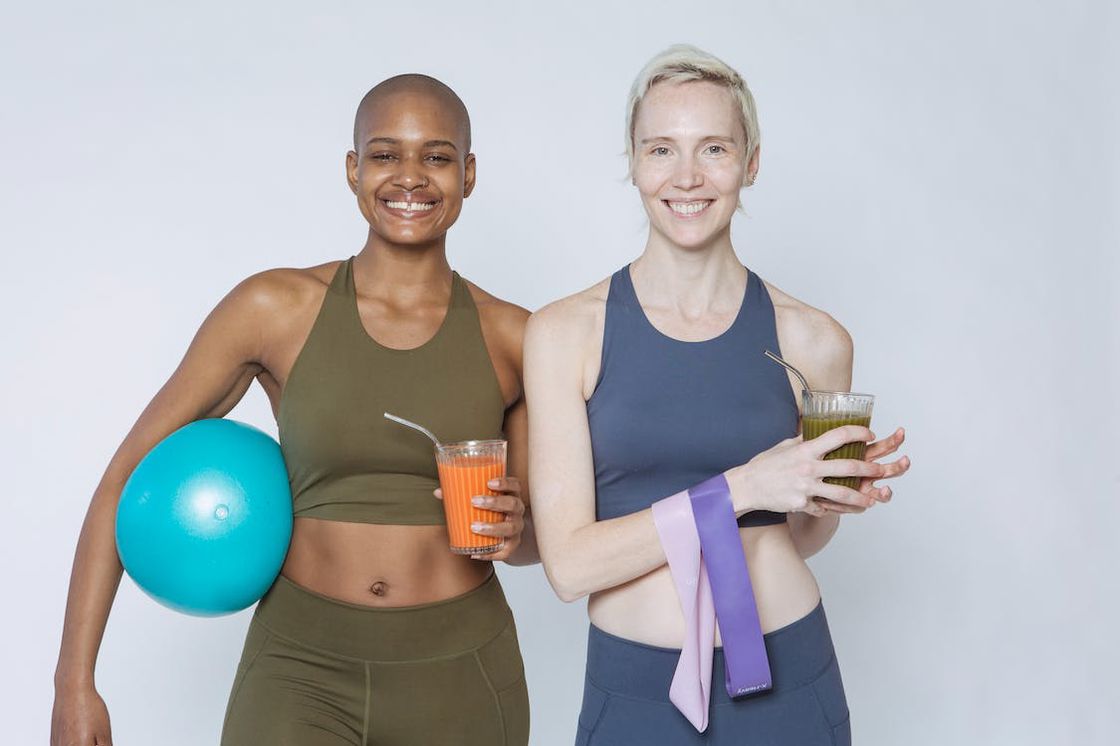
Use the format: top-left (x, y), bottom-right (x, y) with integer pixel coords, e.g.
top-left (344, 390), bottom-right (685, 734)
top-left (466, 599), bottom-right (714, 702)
top-left (632, 230), bottom-right (747, 316)
top-left (353, 230), bottom-right (453, 296)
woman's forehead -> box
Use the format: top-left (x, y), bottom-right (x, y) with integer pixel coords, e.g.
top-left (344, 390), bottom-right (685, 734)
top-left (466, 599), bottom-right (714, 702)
top-left (634, 80), bottom-right (741, 140)
top-left (355, 90), bottom-right (470, 150)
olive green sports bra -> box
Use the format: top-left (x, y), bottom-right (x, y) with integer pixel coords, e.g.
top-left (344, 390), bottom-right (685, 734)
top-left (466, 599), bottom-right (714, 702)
top-left (278, 257), bottom-right (506, 524)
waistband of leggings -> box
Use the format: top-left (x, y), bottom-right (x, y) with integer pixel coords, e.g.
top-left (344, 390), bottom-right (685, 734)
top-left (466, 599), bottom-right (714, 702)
top-left (253, 570), bottom-right (513, 662)
top-left (586, 600), bottom-right (835, 704)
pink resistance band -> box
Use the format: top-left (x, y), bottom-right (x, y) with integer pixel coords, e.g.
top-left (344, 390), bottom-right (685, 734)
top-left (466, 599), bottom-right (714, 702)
top-left (651, 490), bottom-right (715, 731)
top-left (651, 475), bottom-right (773, 732)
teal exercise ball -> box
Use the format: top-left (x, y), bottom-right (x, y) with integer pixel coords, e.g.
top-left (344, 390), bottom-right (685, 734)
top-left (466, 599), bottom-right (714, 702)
top-left (116, 419), bottom-right (293, 616)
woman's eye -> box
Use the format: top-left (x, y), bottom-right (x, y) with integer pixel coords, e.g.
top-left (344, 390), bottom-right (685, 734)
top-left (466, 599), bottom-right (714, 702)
top-left (651, 146), bottom-right (670, 156)
top-left (706, 144), bottom-right (725, 154)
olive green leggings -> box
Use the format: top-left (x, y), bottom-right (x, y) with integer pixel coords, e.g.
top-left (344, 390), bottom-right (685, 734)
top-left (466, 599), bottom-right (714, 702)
top-left (220, 572), bottom-right (529, 745)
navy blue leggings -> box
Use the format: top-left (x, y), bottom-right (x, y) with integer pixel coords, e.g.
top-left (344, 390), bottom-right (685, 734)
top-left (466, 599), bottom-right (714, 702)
top-left (575, 601), bottom-right (851, 745)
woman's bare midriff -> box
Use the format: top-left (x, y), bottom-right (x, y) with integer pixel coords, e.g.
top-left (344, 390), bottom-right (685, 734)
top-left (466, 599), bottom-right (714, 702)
top-left (588, 522), bottom-right (820, 647)
top-left (279, 517), bottom-right (494, 608)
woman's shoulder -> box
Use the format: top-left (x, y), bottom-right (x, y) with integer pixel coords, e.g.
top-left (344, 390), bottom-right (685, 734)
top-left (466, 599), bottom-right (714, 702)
top-left (460, 279), bottom-right (531, 361)
top-left (525, 276), bottom-right (613, 395)
top-left (763, 280), bottom-right (850, 347)
top-left (219, 261), bottom-right (344, 335)
top-left (762, 278), bottom-right (853, 387)
top-left (461, 279), bottom-right (531, 329)
top-left (231, 260), bottom-right (341, 300)
top-left (528, 275), bottom-right (612, 338)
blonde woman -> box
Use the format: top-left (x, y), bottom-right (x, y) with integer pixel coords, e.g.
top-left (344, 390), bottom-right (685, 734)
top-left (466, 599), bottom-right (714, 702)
top-left (525, 46), bottom-right (909, 744)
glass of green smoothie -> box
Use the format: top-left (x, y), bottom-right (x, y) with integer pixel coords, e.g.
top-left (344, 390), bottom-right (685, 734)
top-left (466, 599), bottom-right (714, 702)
top-left (801, 391), bottom-right (875, 489)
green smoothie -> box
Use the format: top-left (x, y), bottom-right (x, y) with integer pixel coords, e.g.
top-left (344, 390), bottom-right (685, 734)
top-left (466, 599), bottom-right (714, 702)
top-left (801, 413), bottom-right (872, 489)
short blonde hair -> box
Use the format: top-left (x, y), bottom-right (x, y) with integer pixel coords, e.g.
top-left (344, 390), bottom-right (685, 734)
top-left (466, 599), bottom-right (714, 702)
top-left (625, 44), bottom-right (760, 178)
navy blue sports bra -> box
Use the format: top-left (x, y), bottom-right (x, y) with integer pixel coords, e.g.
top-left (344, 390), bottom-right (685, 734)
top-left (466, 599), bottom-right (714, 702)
top-left (587, 265), bottom-right (799, 527)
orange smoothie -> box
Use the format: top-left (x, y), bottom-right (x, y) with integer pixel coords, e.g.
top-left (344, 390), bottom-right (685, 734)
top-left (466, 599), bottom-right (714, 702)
top-left (435, 441), bottom-right (507, 555)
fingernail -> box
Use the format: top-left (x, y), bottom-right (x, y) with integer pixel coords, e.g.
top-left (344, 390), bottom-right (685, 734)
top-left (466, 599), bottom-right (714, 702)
top-left (487, 479), bottom-right (499, 488)
top-left (471, 522), bottom-right (485, 532)
top-left (471, 496), bottom-right (485, 506)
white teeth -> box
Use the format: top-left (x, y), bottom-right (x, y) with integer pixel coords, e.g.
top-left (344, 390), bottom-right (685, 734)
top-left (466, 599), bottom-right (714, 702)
top-left (668, 200), bottom-right (711, 215)
top-left (385, 200), bottom-right (436, 211)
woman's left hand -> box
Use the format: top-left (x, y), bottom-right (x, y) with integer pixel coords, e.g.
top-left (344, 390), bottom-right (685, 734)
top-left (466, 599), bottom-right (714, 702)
top-left (435, 478), bottom-right (526, 561)
top-left (815, 427), bottom-right (911, 514)
top-left (859, 427), bottom-right (910, 503)
top-left (469, 477), bottom-right (525, 561)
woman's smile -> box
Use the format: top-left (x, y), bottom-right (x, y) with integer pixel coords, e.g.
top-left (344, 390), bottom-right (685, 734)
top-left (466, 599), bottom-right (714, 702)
top-left (379, 193), bottom-right (442, 219)
top-left (664, 198), bottom-right (714, 218)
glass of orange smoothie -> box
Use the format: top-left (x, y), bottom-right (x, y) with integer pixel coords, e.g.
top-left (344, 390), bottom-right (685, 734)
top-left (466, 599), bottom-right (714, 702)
top-left (434, 439), bottom-right (507, 555)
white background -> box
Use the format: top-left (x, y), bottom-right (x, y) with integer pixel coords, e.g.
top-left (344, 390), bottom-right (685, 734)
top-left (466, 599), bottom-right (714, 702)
top-left (3, 1), bottom-right (1117, 744)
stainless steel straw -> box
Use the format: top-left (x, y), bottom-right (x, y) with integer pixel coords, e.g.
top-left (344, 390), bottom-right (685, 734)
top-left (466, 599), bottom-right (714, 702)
top-left (763, 350), bottom-right (811, 393)
top-left (383, 412), bottom-right (441, 446)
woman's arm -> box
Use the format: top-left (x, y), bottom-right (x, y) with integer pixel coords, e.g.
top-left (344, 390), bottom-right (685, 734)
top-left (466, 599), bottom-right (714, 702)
top-left (51, 271), bottom-right (293, 746)
top-left (468, 301), bottom-right (539, 566)
top-left (779, 308), bottom-right (908, 558)
top-left (495, 397), bottom-right (540, 566)
top-left (525, 300), bottom-right (678, 601)
top-left (784, 316), bottom-right (853, 558)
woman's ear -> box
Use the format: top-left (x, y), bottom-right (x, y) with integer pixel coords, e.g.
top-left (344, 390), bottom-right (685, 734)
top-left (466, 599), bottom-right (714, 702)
top-left (744, 146), bottom-right (760, 186)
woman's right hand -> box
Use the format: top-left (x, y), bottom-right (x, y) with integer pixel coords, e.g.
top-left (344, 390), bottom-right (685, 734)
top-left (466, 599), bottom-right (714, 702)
top-left (726, 425), bottom-right (887, 517)
top-left (51, 684), bottom-right (112, 746)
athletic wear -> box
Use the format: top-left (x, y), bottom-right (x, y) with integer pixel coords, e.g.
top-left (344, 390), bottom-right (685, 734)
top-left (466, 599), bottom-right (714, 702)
top-left (221, 572), bottom-right (529, 746)
top-left (279, 257), bottom-right (505, 524)
top-left (222, 257), bottom-right (525, 744)
top-left (580, 265), bottom-right (850, 742)
top-left (587, 265), bottom-right (798, 528)
top-left (576, 602), bottom-right (850, 745)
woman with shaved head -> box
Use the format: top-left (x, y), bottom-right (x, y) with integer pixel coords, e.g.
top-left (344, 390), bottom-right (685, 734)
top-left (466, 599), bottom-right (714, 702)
top-left (526, 46), bottom-right (910, 744)
top-left (51, 74), bottom-right (532, 745)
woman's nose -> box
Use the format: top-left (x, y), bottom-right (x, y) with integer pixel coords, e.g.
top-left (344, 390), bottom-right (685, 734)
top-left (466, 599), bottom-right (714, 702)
top-left (672, 155), bottom-right (704, 189)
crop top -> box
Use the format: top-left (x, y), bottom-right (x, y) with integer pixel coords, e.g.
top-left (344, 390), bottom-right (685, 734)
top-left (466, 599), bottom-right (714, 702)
top-left (278, 257), bottom-right (506, 524)
top-left (587, 265), bottom-right (798, 527)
